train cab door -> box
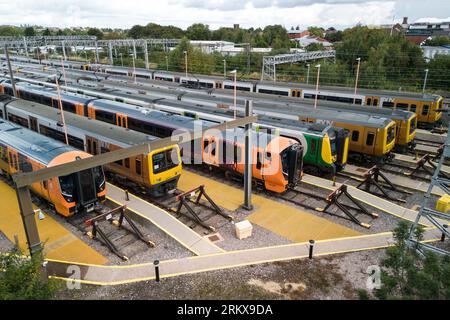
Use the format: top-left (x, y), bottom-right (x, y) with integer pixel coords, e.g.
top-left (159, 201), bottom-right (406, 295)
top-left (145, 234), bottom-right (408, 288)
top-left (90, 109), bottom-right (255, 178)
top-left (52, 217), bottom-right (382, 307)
top-left (87, 104), bottom-right (96, 119)
top-left (29, 116), bottom-right (38, 132)
top-left (7, 149), bottom-right (19, 175)
top-left (86, 136), bottom-right (99, 155)
top-left (362, 128), bottom-right (376, 155)
top-left (291, 89), bottom-right (302, 98)
top-left (215, 82), bottom-right (223, 89)
top-left (116, 114), bottom-right (128, 128)
top-left (365, 96), bottom-right (379, 107)
top-left (75, 103), bottom-right (84, 116)
top-left (203, 136), bottom-right (219, 167)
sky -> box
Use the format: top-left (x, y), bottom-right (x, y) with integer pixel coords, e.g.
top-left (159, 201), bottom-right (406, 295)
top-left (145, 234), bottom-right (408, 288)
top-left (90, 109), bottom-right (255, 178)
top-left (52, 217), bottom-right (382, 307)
top-left (0, 0), bottom-right (449, 30)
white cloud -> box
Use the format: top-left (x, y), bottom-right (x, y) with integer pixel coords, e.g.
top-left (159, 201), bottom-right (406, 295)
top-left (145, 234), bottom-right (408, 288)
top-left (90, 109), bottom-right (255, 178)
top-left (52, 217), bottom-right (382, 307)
top-left (0, 0), bottom-right (446, 30)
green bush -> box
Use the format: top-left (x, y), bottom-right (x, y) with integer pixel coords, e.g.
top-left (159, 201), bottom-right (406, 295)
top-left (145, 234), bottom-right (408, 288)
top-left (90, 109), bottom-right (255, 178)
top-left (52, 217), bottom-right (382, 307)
top-left (0, 249), bottom-right (59, 300)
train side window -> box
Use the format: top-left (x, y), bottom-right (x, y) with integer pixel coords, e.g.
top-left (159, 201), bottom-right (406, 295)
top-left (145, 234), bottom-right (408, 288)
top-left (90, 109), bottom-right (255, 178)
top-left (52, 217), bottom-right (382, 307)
top-left (115, 159), bottom-right (123, 166)
top-left (410, 105), bottom-right (417, 112)
top-left (382, 101), bottom-right (394, 108)
top-left (124, 158), bottom-right (130, 169)
top-left (14, 155), bottom-right (18, 170)
top-left (422, 105), bottom-right (430, 115)
top-left (374, 99), bottom-right (379, 106)
top-left (352, 131), bottom-right (360, 142)
top-left (8, 153), bottom-right (13, 167)
top-left (43, 180), bottom-right (48, 190)
top-left (366, 133), bottom-right (375, 146)
top-left (396, 103), bottom-right (409, 110)
top-left (135, 159), bottom-right (142, 176)
top-left (92, 141), bottom-right (98, 155)
top-left (256, 152), bottom-right (262, 170)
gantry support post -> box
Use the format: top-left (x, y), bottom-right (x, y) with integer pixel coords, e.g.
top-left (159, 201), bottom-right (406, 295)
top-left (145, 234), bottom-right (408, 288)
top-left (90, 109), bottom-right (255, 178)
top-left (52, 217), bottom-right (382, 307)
top-left (61, 40), bottom-right (67, 61)
top-left (108, 42), bottom-right (114, 65)
top-left (4, 45), bottom-right (17, 97)
top-left (16, 186), bottom-right (42, 256)
top-left (22, 36), bottom-right (28, 57)
top-left (95, 41), bottom-right (100, 64)
top-left (243, 100), bottom-right (253, 210)
top-left (144, 40), bottom-right (149, 69)
top-left (132, 40), bottom-right (137, 62)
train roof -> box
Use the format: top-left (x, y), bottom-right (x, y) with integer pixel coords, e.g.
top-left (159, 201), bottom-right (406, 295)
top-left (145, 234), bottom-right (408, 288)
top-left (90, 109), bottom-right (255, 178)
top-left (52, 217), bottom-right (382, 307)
top-left (88, 99), bottom-right (287, 148)
top-left (0, 119), bottom-right (76, 165)
top-left (85, 79), bottom-right (416, 123)
top-left (3, 98), bottom-right (161, 148)
top-left (257, 81), bottom-right (442, 102)
top-left (1, 55), bottom-right (443, 102)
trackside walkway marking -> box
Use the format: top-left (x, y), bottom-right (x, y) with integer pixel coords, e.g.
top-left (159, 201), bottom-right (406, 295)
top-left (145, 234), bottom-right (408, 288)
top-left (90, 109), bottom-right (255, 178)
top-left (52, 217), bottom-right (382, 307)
top-left (46, 228), bottom-right (441, 286)
top-left (106, 183), bottom-right (224, 256)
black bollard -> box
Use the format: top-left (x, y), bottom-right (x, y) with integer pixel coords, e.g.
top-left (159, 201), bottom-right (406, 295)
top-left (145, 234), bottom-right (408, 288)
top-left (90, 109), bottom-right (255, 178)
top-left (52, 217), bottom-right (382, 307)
top-left (442, 224), bottom-right (448, 242)
top-left (154, 260), bottom-right (160, 282)
top-left (309, 240), bottom-right (315, 259)
top-left (125, 190), bottom-right (130, 201)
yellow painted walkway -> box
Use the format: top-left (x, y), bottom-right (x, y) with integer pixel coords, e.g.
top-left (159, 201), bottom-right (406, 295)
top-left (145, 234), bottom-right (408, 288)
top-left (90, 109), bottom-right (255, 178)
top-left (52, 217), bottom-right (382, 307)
top-left (0, 180), bottom-right (107, 265)
top-left (179, 170), bottom-right (360, 242)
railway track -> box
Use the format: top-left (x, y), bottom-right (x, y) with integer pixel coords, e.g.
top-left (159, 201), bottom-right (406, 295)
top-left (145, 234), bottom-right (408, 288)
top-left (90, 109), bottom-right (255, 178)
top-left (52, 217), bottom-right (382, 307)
top-left (105, 171), bottom-right (233, 235)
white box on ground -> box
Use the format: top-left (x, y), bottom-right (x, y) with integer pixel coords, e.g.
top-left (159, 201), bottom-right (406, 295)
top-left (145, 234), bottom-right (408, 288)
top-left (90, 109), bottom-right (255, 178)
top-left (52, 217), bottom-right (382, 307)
top-left (235, 220), bottom-right (253, 240)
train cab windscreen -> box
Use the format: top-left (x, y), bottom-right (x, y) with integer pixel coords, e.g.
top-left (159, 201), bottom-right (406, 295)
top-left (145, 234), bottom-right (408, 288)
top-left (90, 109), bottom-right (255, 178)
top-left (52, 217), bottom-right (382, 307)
top-left (281, 144), bottom-right (303, 187)
top-left (59, 174), bottom-right (75, 203)
top-left (152, 148), bottom-right (180, 174)
top-left (387, 125), bottom-right (396, 144)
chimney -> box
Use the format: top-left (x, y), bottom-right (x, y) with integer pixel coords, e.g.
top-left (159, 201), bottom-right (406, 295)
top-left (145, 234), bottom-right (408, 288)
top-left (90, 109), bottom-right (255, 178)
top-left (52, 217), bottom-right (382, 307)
top-left (403, 17), bottom-right (408, 25)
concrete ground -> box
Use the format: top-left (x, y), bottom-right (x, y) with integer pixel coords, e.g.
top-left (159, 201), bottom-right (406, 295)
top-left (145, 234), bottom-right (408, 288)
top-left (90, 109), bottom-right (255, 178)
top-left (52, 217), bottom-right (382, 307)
top-left (58, 249), bottom-right (385, 300)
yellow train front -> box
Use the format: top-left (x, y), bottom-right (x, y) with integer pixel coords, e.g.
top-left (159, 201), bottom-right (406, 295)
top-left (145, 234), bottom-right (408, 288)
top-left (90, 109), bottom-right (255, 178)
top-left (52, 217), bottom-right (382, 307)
top-left (299, 112), bottom-right (397, 162)
top-left (0, 119), bottom-right (106, 217)
top-left (364, 95), bottom-right (443, 128)
top-left (96, 140), bottom-right (181, 197)
top-left (391, 111), bottom-right (417, 152)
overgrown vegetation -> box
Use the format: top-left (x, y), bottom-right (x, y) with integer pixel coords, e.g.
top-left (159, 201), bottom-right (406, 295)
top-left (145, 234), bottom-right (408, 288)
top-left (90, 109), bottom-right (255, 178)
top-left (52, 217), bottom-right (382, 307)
top-left (0, 249), bottom-right (59, 300)
top-left (3, 23), bottom-right (450, 92)
top-left (375, 221), bottom-right (450, 300)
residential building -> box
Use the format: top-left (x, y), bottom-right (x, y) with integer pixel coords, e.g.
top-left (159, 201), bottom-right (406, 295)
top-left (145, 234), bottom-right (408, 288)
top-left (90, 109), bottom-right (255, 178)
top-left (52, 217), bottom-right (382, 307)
top-left (406, 20), bottom-right (450, 44)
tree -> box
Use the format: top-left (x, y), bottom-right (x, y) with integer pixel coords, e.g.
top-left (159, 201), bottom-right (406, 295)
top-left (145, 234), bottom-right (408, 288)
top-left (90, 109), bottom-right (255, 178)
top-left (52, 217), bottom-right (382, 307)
top-left (87, 27), bottom-right (104, 40)
top-left (186, 23), bottom-right (211, 40)
top-left (424, 36), bottom-right (450, 46)
top-left (305, 42), bottom-right (325, 52)
top-left (128, 25), bottom-right (146, 39)
top-left (375, 221), bottom-right (450, 300)
top-left (262, 25), bottom-right (290, 49)
top-left (0, 26), bottom-right (23, 37)
top-left (42, 28), bottom-right (52, 36)
top-left (427, 54), bottom-right (450, 90)
top-left (24, 26), bottom-right (35, 37)
top-left (0, 249), bottom-right (60, 300)
top-left (308, 26), bottom-right (325, 38)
